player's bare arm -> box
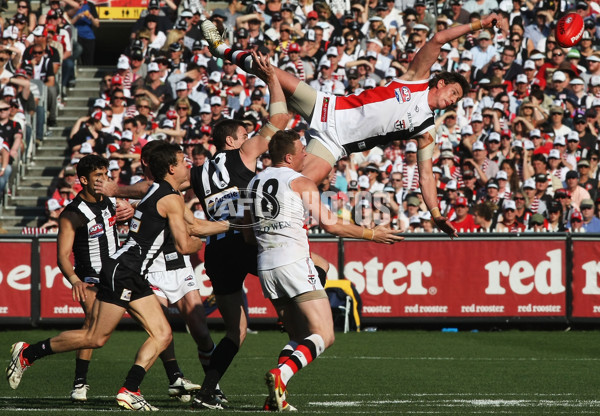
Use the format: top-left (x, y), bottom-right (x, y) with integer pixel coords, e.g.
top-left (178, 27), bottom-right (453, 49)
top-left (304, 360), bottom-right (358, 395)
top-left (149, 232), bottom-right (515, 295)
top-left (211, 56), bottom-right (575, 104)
top-left (57, 215), bottom-right (92, 302)
top-left (403, 13), bottom-right (501, 81)
top-left (292, 176), bottom-right (404, 244)
top-left (417, 134), bottom-right (458, 239)
top-left (94, 178), bottom-right (152, 198)
top-left (158, 194), bottom-right (204, 254)
top-left (239, 51), bottom-right (290, 167)
top-left (183, 204), bottom-right (230, 237)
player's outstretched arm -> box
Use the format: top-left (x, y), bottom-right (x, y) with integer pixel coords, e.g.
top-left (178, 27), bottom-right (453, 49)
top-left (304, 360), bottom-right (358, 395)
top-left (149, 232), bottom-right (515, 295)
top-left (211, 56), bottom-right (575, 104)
top-left (240, 51), bottom-right (291, 166)
top-left (94, 178), bottom-right (152, 199)
top-left (403, 13), bottom-right (500, 81)
top-left (158, 194), bottom-right (204, 254)
top-left (416, 133), bottom-right (458, 239)
top-left (183, 204), bottom-right (230, 237)
top-left (293, 176), bottom-right (404, 244)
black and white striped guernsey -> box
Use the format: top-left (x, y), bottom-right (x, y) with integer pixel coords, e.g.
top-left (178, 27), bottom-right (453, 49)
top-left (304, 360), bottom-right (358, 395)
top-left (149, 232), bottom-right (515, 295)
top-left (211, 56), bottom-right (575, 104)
top-left (61, 194), bottom-right (118, 280)
top-left (112, 181), bottom-right (179, 275)
top-left (190, 149), bottom-right (255, 244)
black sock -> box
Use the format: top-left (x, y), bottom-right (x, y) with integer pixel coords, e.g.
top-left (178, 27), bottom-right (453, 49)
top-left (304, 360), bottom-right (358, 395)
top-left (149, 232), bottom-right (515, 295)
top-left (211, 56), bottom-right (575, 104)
top-left (74, 358), bottom-right (90, 386)
top-left (123, 364), bottom-right (146, 392)
top-left (315, 266), bottom-right (327, 287)
top-left (162, 359), bottom-right (183, 385)
top-left (22, 339), bottom-right (53, 364)
top-left (200, 337), bottom-right (238, 392)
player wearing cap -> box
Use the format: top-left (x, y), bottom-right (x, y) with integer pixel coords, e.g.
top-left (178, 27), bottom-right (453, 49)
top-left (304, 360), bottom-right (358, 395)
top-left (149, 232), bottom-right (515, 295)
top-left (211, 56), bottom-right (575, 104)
top-left (201, 14), bottom-right (502, 238)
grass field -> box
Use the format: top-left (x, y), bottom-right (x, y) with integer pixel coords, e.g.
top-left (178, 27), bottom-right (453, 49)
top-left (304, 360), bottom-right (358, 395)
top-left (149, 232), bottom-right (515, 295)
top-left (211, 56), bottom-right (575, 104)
top-left (1, 328), bottom-right (600, 415)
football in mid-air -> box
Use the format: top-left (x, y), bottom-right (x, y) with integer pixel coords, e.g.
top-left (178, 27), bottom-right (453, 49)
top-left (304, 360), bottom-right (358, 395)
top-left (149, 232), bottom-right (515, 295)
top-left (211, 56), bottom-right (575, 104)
top-left (556, 12), bottom-right (585, 48)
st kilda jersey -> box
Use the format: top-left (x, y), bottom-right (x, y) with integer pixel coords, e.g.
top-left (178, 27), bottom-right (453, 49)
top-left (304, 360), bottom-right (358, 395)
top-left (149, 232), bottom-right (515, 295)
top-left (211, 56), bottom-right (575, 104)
top-left (112, 181), bottom-right (179, 275)
top-left (60, 194), bottom-right (118, 282)
top-left (190, 149), bottom-right (255, 244)
top-left (309, 78), bottom-right (435, 154)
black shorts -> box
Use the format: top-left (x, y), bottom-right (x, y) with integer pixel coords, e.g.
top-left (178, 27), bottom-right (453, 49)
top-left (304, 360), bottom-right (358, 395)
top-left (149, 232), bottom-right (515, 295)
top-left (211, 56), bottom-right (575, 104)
top-left (96, 258), bottom-right (154, 308)
top-left (204, 233), bottom-right (258, 296)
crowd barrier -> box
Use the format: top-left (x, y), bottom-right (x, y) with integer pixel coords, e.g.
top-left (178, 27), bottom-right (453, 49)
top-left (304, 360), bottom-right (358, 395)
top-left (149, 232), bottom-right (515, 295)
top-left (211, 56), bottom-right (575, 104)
top-left (0, 234), bottom-right (599, 326)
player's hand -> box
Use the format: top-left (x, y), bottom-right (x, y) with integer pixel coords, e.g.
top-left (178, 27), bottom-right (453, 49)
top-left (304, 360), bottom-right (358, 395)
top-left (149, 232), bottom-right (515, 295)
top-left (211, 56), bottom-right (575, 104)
top-left (252, 51), bottom-right (273, 82)
top-left (482, 13), bottom-right (500, 29)
top-left (71, 280), bottom-right (92, 302)
top-left (116, 200), bottom-right (135, 221)
top-left (433, 216), bottom-right (458, 239)
top-left (94, 178), bottom-right (118, 197)
top-left (372, 225), bottom-right (404, 244)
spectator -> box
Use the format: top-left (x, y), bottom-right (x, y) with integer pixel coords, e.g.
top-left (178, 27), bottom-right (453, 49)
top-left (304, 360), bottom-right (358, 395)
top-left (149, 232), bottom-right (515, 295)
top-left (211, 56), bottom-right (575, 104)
top-left (579, 198), bottom-right (600, 232)
top-left (68, 0), bottom-right (100, 65)
top-left (564, 170), bottom-right (591, 211)
top-left (451, 196), bottom-right (477, 231)
top-left (496, 199), bottom-right (525, 232)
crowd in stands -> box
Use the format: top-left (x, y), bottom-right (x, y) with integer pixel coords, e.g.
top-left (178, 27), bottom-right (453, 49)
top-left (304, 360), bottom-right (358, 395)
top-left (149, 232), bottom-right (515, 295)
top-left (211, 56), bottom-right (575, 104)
top-left (8, 0), bottom-right (600, 234)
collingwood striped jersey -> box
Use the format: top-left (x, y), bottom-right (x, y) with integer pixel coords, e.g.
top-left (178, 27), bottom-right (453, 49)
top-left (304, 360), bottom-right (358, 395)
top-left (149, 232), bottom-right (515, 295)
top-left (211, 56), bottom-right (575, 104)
top-left (61, 194), bottom-right (118, 282)
top-left (309, 79), bottom-right (435, 155)
top-left (190, 149), bottom-right (255, 244)
top-left (112, 181), bottom-right (179, 275)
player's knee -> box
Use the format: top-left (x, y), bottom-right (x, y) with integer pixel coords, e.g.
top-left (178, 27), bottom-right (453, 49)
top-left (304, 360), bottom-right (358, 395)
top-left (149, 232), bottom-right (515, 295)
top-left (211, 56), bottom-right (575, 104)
top-left (87, 333), bottom-right (110, 349)
top-left (156, 328), bottom-right (173, 351)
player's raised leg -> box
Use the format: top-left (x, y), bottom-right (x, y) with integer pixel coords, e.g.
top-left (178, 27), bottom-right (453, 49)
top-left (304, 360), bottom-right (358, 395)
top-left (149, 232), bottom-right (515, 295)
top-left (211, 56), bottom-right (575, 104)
top-left (6, 299), bottom-right (125, 390)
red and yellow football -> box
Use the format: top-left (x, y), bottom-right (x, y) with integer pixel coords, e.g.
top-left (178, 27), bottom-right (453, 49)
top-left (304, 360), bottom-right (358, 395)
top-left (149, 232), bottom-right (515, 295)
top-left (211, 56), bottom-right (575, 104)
top-left (556, 12), bottom-right (585, 48)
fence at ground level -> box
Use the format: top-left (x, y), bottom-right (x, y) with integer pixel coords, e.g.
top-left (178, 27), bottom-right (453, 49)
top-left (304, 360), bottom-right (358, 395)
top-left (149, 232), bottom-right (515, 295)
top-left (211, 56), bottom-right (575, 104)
top-left (0, 234), bottom-right (599, 326)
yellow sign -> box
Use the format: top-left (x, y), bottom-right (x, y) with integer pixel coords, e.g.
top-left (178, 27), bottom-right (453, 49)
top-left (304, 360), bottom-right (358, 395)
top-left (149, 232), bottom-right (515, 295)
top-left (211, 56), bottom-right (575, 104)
top-left (98, 7), bottom-right (145, 20)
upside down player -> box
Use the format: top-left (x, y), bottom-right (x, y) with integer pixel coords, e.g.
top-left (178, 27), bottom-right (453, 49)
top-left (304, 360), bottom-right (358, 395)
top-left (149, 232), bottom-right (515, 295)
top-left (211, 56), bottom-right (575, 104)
top-left (201, 13), bottom-right (502, 237)
top-left (249, 131), bottom-right (403, 411)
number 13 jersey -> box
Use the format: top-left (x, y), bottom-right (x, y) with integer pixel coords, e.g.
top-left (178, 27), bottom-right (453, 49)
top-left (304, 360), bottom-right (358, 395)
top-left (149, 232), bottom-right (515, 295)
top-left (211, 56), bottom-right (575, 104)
top-left (190, 149), bottom-right (255, 244)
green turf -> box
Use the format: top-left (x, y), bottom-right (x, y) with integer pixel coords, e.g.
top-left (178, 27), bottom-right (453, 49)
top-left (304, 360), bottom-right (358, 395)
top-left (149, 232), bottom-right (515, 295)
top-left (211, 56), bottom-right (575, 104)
top-left (1, 328), bottom-right (600, 414)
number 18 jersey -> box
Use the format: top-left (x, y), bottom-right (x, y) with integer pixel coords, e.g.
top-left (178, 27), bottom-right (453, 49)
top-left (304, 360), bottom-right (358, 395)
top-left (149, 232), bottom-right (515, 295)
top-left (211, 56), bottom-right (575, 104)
top-left (249, 166), bottom-right (310, 270)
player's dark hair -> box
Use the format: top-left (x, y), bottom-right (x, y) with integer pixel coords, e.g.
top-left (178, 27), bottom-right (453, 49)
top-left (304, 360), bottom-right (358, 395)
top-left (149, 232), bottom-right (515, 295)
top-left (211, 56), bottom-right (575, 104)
top-left (213, 119), bottom-right (246, 151)
top-left (429, 71), bottom-right (470, 99)
top-left (77, 154), bottom-right (108, 179)
top-left (269, 130), bottom-right (300, 164)
top-left (141, 139), bottom-right (168, 166)
top-left (149, 142), bottom-right (181, 180)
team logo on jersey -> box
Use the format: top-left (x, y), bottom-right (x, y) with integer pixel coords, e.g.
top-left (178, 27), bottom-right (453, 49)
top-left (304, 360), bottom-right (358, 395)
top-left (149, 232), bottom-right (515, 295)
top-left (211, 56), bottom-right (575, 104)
top-left (185, 275), bottom-right (194, 282)
top-left (88, 223), bottom-right (105, 238)
top-left (120, 289), bottom-right (132, 302)
top-left (394, 120), bottom-right (406, 130)
top-left (395, 87), bottom-right (412, 103)
top-left (108, 215), bottom-right (116, 227)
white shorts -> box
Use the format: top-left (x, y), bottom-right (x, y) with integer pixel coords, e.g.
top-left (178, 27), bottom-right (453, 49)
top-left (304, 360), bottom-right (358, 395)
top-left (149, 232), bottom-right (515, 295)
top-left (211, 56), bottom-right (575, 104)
top-left (306, 91), bottom-right (346, 162)
top-left (147, 267), bottom-right (199, 304)
top-left (258, 257), bottom-right (323, 300)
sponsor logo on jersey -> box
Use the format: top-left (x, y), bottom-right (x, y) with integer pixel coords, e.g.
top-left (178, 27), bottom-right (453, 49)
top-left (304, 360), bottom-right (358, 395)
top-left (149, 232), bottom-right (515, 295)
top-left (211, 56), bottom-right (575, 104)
top-left (321, 97), bottom-right (329, 122)
top-left (120, 289), bottom-right (132, 302)
top-left (165, 252), bottom-right (178, 261)
top-left (108, 215), bottom-right (116, 227)
top-left (185, 275), bottom-right (194, 281)
top-left (88, 223), bottom-right (105, 238)
top-left (130, 218), bottom-right (141, 233)
top-left (205, 187), bottom-right (240, 212)
top-left (394, 119), bottom-right (406, 130)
